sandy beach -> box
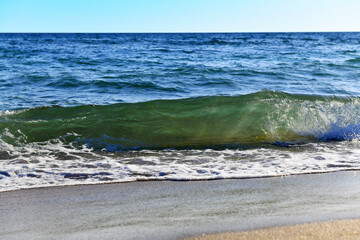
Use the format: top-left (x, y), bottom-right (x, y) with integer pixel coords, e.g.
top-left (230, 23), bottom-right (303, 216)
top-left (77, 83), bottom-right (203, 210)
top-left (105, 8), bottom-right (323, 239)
top-left (187, 219), bottom-right (360, 240)
top-left (1, 171), bottom-right (360, 239)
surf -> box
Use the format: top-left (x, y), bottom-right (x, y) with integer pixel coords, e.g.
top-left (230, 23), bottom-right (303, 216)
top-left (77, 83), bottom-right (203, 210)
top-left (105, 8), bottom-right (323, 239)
top-left (1, 90), bottom-right (360, 151)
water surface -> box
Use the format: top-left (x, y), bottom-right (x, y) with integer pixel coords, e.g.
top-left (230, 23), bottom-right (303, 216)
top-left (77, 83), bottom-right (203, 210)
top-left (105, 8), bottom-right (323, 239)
top-left (1, 33), bottom-right (360, 191)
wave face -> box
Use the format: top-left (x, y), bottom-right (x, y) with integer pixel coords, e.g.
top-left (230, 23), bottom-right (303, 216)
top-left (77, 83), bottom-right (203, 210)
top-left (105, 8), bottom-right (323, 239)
top-left (2, 33), bottom-right (360, 191)
top-left (1, 91), bottom-right (360, 192)
top-left (2, 91), bottom-right (360, 151)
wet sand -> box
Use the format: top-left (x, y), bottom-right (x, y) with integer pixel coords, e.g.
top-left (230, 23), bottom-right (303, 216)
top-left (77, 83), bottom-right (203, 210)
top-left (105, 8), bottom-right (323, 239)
top-left (1, 171), bottom-right (360, 240)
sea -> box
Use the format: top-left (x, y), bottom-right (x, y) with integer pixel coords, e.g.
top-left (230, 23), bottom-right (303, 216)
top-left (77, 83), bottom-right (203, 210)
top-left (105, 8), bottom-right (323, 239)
top-left (1, 32), bottom-right (360, 192)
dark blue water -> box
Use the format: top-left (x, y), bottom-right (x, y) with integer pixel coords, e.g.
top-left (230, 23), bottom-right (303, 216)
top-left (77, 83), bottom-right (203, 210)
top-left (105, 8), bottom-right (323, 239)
top-left (2, 32), bottom-right (360, 191)
top-left (1, 32), bottom-right (360, 111)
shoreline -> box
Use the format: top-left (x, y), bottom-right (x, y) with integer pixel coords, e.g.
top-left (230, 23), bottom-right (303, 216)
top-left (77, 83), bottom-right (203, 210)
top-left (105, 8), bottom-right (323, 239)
top-left (1, 170), bottom-right (360, 239)
top-left (1, 168), bottom-right (359, 194)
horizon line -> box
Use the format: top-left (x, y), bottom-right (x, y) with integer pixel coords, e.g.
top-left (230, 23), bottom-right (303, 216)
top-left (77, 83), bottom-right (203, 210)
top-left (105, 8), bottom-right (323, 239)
top-left (1, 31), bottom-right (360, 34)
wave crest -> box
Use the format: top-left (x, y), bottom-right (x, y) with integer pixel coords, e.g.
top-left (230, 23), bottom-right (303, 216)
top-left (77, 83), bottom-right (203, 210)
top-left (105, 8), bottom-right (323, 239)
top-left (1, 91), bottom-right (360, 150)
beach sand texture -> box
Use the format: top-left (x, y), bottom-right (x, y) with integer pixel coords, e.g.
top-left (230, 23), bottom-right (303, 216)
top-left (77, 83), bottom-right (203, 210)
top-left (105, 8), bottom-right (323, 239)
top-left (187, 219), bottom-right (360, 240)
top-left (1, 171), bottom-right (360, 239)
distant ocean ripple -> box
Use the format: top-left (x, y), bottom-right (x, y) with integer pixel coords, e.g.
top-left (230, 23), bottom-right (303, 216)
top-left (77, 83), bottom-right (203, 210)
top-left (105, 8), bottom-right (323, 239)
top-left (1, 33), bottom-right (360, 191)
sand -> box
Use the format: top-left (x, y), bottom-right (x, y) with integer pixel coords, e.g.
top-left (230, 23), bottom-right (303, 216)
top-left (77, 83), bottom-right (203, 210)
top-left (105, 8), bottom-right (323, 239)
top-left (187, 219), bottom-right (360, 240)
top-left (1, 171), bottom-right (360, 239)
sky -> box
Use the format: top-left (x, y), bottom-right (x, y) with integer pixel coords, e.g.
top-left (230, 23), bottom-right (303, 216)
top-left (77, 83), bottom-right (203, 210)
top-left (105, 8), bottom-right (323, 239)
top-left (0, 0), bottom-right (359, 32)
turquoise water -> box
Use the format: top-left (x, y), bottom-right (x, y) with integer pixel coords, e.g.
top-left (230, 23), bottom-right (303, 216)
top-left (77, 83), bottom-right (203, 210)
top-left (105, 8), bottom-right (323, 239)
top-left (1, 33), bottom-right (360, 191)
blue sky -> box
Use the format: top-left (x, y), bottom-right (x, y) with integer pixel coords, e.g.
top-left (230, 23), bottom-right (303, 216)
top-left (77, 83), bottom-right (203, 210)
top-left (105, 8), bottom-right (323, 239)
top-left (0, 0), bottom-right (359, 32)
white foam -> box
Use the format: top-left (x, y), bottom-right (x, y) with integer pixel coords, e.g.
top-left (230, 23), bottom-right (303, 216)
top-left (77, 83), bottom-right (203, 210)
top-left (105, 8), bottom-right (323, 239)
top-left (1, 139), bottom-right (360, 192)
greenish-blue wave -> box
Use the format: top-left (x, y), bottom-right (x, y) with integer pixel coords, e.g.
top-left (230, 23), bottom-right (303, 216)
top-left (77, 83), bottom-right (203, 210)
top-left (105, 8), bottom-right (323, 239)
top-left (1, 91), bottom-right (360, 150)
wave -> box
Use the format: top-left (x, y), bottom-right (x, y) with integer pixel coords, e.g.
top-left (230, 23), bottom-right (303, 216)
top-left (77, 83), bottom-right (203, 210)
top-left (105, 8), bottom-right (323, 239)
top-left (1, 90), bottom-right (360, 151)
top-left (44, 78), bottom-right (182, 92)
top-left (346, 57), bottom-right (360, 64)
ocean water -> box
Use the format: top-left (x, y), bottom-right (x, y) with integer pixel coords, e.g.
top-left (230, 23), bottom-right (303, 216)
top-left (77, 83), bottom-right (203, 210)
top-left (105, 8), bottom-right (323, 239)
top-left (1, 32), bottom-right (360, 191)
